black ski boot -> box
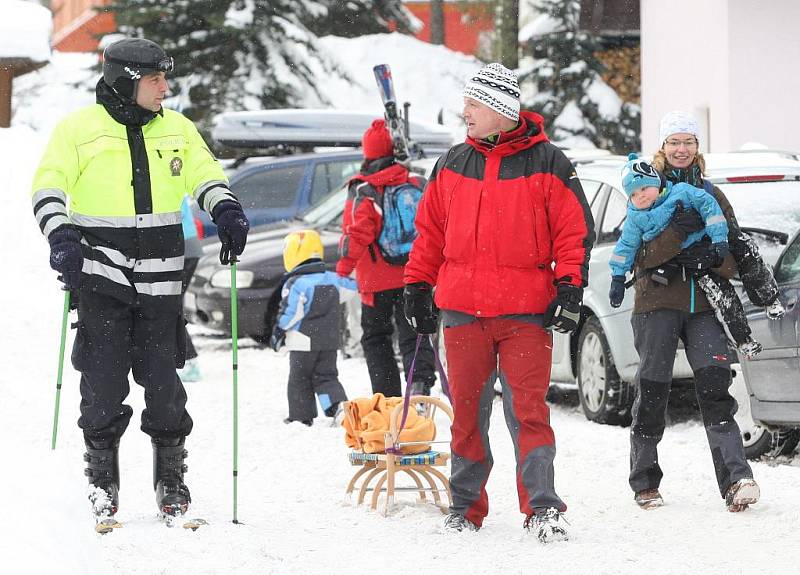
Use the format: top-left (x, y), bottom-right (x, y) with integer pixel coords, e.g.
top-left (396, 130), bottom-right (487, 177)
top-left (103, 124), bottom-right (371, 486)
top-left (153, 437), bottom-right (191, 519)
top-left (84, 437), bottom-right (121, 533)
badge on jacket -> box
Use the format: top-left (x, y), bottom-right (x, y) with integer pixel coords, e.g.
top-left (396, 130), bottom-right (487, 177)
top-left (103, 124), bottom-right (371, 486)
top-left (170, 157), bottom-right (183, 176)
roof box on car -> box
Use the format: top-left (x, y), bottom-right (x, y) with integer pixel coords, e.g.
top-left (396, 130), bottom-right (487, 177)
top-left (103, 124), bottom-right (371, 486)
top-left (212, 108), bottom-right (454, 150)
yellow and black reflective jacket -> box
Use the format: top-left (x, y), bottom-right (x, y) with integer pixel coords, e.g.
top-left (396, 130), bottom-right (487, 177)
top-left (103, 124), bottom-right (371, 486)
top-left (32, 100), bottom-right (237, 305)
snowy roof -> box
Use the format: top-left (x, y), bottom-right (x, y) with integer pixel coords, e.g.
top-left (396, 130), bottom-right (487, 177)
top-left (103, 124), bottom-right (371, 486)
top-left (0, 0), bottom-right (52, 63)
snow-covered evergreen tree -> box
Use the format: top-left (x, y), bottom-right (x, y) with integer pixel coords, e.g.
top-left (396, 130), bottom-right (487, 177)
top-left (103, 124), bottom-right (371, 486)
top-left (103, 0), bottom-right (411, 133)
top-left (306, 0), bottom-right (415, 38)
top-left (519, 0), bottom-right (640, 153)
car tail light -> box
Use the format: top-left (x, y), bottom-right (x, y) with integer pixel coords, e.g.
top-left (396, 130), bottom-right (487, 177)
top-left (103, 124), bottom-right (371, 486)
top-left (725, 175), bottom-right (786, 183)
top-left (194, 216), bottom-right (204, 239)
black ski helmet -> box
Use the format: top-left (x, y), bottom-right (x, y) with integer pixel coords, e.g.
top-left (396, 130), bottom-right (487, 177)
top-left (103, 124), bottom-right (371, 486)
top-left (102, 38), bottom-right (174, 100)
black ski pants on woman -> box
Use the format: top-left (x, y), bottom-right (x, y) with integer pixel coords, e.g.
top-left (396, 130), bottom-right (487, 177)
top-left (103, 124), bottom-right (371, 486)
top-left (629, 309), bottom-right (752, 497)
top-left (72, 290), bottom-right (193, 445)
top-left (360, 287), bottom-right (436, 398)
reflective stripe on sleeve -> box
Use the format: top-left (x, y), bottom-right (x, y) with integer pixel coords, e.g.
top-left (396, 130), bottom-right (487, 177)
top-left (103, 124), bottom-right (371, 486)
top-left (34, 201), bottom-right (69, 226)
top-left (196, 180), bottom-right (236, 213)
top-left (42, 215), bottom-right (73, 239)
top-left (32, 188), bottom-right (67, 207)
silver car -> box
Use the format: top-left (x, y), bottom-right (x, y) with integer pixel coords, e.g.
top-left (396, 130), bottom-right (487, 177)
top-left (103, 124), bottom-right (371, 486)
top-left (739, 226), bottom-right (800, 456)
top-left (550, 151), bottom-right (800, 457)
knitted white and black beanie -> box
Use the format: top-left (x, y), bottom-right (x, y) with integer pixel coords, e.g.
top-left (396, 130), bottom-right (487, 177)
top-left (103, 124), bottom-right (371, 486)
top-left (462, 63), bottom-right (520, 121)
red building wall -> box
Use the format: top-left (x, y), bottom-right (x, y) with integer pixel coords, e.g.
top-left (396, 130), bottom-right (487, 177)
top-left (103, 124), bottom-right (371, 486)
top-left (403, 1), bottom-right (494, 56)
top-left (51, 0), bottom-right (114, 52)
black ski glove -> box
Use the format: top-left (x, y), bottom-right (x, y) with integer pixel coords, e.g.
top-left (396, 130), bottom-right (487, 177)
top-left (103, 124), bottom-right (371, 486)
top-left (675, 239), bottom-right (717, 275)
top-left (269, 327), bottom-right (286, 352)
top-left (213, 202), bottom-right (250, 264)
top-left (609, 276), bottom-right (626, 308)
top-left (49, 228), bottom-right (83, 290)
top-left (669, 201), bottom-right (704, 241)
top-left (403, 282), bottom-right (438, 335)
top-left (543, 283), bottom-right (582, 334)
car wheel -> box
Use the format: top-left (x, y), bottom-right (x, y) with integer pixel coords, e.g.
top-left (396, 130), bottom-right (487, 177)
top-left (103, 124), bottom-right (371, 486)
top-left (576, 316), bottom-right (633, 426)
top-left (741, 426), bottom-right (800, 459)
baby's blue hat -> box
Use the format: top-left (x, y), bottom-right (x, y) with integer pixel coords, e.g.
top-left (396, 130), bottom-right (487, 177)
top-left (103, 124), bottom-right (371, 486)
top-left (621, 153), bottom-right (664, 197)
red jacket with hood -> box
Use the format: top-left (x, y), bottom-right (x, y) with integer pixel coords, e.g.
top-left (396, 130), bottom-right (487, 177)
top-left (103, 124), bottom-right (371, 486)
top-left (404, 111), bottom-right (595, 317)
top-left (337, 159), bottom-right (426, 305)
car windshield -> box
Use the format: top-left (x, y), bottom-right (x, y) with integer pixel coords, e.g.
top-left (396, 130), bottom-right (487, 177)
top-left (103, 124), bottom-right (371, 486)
top-left (716, 180), bottom-right (800, 264)
top-left (299, 186), bottom-right (347, 227)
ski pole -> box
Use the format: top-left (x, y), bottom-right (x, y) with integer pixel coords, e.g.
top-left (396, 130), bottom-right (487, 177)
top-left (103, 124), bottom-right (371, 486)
top-left (230, 255), bottom-right (240, 524)
top-left (51, 288), bottom-right (71, 450)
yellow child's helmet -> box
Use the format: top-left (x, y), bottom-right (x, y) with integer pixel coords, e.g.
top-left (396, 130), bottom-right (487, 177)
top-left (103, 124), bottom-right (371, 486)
top-left (283, 229), bottom-right (324, 272)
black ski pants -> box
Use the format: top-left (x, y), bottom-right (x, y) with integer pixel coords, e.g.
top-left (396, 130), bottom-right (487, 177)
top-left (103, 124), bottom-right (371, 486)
top-left (287, 350), bottom-right (348, 421)
top-left (360, 287), bottom-right (435, 398)
top-left (629, 309), bottom-right (752, 497)
top-left (73, 290), bottom-right (193, 445)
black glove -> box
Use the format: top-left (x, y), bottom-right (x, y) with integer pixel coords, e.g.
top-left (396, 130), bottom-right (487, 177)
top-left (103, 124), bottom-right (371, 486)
top-left (675, 239), bottom-right (717, 275)
top-left (543, 283), bottom-right (582, 334)
top-left (713, 242), bottom-right (730, 267)
top-left (609, 276), bottom-right (626, 308)
top-left (669, 201), bottom-right (704, 240)
top-left (213, 202), bottom-right (250, 264)
top-left (48, 228), bottom-right (83, 289)
top-left (403, 282), bottom-right (438, 335)
top-left (269, 327), bottom-right (286, 352)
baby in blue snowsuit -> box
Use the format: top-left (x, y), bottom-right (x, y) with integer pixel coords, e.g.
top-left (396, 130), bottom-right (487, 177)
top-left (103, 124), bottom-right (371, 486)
top-left (609, 155), bottom-right (761, 358)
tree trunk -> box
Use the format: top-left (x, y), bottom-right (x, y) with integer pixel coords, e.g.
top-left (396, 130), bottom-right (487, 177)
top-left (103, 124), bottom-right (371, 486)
top-left (0, 67), bottom-right (12, 128)
top-left (430, 0), bottom-right (445, 45)
top-left (497, 0), bottom-right (519, 69)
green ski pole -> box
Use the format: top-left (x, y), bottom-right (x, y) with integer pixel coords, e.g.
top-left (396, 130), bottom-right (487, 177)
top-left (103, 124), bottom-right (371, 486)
top-left (51, 289), bottom-right (71, 450)
top-left (230, 256), bottom-right (240, 524)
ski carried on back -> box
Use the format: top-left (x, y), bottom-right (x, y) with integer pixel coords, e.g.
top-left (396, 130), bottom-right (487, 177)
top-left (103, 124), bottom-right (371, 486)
top-left (373, 64), bottom-right (411, 163)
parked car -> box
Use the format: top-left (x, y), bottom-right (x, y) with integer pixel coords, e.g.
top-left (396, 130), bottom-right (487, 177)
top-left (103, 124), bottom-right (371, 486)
top-left (553, 151), bottom-right (800, 458)
top-left (738, 226), bottom-right (800, 457)
top-left (185, 186), bottom-right (348, 340)
top-left (194, 109), bottom-right (454, 237)
top-left (195, 150), bottom-right (363, 238)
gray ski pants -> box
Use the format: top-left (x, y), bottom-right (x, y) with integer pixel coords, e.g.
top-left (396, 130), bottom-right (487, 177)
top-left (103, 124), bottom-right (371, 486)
top-left (287, 350), bottom-right (347, 421)
top-left (629, 309), bottom-right (753, 497)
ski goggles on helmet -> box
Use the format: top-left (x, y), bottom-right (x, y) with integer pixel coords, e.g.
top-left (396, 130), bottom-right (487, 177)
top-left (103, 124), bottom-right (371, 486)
top-left (104, 55), bottom-right (174, 76)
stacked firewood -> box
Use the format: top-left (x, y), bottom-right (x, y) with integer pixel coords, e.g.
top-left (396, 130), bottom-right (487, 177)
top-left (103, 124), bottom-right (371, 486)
top-left (595, 45), bottom-right (640, 105)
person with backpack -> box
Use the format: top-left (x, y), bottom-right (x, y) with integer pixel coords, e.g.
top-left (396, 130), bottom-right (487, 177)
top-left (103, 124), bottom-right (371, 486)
top-left (403, 63), bottom-right (594, 542)
top-left (336, 119), bottom-right (436, 398)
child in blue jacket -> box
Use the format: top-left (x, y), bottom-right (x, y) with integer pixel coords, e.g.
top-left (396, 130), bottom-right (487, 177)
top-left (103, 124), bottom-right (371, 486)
top-left (271, 230), bottom-right (358, 425)
top-left (609, 155), bottom-right (761, 358)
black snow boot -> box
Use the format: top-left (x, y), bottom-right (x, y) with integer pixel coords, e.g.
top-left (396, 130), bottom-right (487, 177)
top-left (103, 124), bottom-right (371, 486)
top-left (152, 437), bottom-right (191, 516)
top-left (84, 438), bottom-right (120, 517)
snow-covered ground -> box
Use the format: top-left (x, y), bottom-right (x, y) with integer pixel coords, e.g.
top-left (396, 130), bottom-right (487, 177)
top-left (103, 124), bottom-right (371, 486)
top-left (4, 125), bottom-right (800, 573)
top-left (4, 33), bottom-right (800, 575)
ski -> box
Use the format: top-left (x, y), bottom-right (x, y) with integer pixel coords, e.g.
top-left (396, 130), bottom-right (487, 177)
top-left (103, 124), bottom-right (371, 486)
top-left (94, 516), bottom-right (123, 534)
top-left (159, 510), bottom-right (208, 531)
top-left (373, 64), bottom-right (411, 163)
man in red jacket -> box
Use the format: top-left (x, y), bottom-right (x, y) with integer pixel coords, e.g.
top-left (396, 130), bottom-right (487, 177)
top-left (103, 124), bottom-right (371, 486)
top-left (337, 120), bottom-right (436, 397)
top-left (403, 63), bottom-right (595, 542)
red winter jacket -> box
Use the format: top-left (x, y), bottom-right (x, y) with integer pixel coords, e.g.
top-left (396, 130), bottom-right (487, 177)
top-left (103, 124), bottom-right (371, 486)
top-left (404, 111), bottom-right (595, 317)
top-left (337, 159), bottom-right (426, 305)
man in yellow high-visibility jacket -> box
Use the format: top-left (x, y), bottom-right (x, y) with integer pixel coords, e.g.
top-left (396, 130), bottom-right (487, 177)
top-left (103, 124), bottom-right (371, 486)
top-left (31, 38), bottom-right (250, 525)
